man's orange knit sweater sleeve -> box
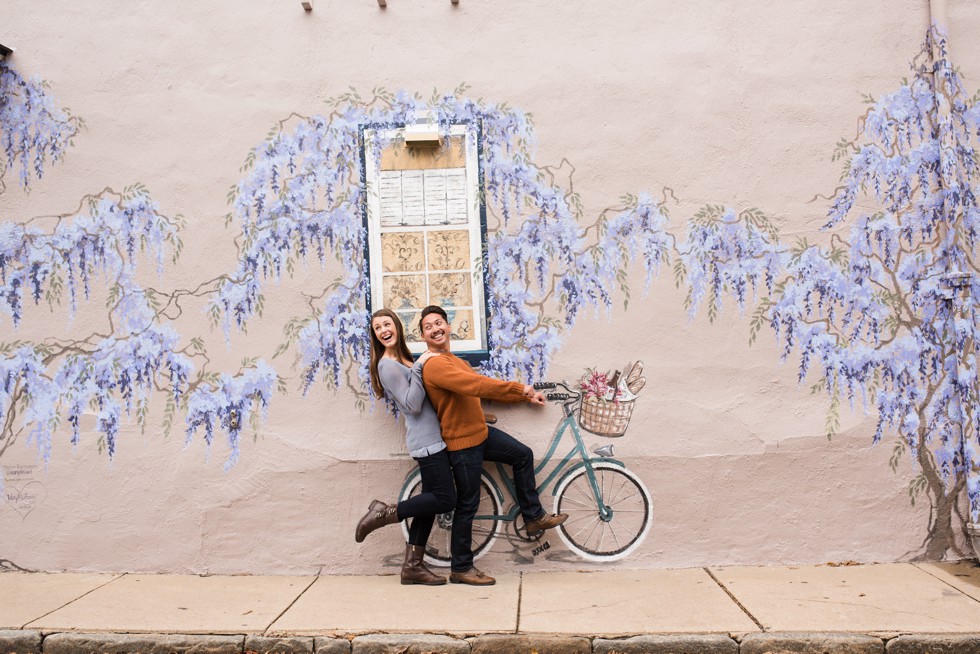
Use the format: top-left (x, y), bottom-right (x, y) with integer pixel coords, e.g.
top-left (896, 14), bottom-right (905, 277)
top-left (423, 354), bottom-right (527, 451)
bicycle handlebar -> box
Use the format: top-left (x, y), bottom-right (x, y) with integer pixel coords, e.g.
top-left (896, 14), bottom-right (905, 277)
top-left (535, 381), bottom-right (580, 407)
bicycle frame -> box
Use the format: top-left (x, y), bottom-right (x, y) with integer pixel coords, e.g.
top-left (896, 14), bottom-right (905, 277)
top-left (479, 383), bottom-right (623, 524)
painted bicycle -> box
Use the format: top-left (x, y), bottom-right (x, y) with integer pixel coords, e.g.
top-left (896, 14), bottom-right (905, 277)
top-left (399, 378), bottom-right (653, 564)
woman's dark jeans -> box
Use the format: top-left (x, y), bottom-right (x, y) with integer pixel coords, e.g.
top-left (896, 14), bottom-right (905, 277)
top-left (448, 426), bottom-right (545, 572)
top-left (396, 448), bottom-right (457, 547)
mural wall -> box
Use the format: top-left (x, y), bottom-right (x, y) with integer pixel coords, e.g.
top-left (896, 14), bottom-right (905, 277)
top-left (2, 0), bottom-right (979, 574)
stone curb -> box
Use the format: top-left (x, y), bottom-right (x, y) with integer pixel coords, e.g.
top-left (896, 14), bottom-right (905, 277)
top-left (42, 633), bottom-right (245, 654)
top-left (352, 634), bottom-right (468, 654)
top-left (468, 635), bottom-right (590, 654)
top-left (3, 631), bottom-right (980, 654)
top-left (0, 630), bottom-right (42, 654)
top-left (740, 632), bottom-right (883, 654)
top-left (885, 634), bottom-right (980, 654)
top-left (595, 634), bottom-right (738, 654)
top-left (312, 638), bottom-right (351, 654)
top-left (245, 638), bottom-right (314, 654)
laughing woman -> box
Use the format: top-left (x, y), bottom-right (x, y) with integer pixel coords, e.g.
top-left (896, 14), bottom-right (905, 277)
top-left (356, 308), bottom-right (456, 585)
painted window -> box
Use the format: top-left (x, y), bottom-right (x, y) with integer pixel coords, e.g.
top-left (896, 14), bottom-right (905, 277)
top-left (363, 122), bottom-right (488, 359)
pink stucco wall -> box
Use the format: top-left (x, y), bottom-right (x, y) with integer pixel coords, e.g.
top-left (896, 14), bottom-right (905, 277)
top-left (2, 0), bottom-right (978, 574)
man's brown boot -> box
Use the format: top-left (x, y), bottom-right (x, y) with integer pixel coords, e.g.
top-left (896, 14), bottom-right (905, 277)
top-left (354, 501), bottom-right (399, 542)
top-left (525, 512), bottom-right (568, 534)
top-left (400, 544), bottom-right (447, 586)
top-left (449, 566), bottom-right (496, 586)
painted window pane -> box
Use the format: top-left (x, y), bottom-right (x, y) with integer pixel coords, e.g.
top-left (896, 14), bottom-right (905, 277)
top-left (428, 230), bottom-right (470, 271)
top-left (446, 308), bottom-right (474, 341)
top-left (380, 232), bottom-right (425, 272)
top-left (429, 272), bottom-right (473, 307)
top-left (383, 274), bottom-right (426, 311)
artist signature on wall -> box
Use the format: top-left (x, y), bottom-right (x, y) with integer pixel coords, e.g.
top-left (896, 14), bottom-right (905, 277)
top-left (2, 465), bottom-right (47, 520)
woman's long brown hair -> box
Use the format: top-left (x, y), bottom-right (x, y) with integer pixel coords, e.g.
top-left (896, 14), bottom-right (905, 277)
top-left (368, 308), bottom-right (415, 398)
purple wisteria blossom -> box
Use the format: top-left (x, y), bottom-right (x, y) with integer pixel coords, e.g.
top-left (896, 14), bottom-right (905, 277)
top-left (185, 360), bottom-right (277, 470)
top-left (0, 188), bottom-right (194, 466)
top-left (0, 61), bottom-right (82, 194)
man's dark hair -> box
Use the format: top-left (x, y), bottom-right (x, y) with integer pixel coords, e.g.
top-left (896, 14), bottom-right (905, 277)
top-left (419, 305), bottom-right (448, 330)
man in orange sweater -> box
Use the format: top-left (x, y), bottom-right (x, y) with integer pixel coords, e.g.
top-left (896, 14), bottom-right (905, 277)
top-left (419, 305), bottom-right (567, 586)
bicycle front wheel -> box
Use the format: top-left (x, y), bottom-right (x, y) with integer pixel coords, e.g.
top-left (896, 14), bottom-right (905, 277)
top-left (553, 462), bottom-right (652, 562)
top-left (399, 468), bottom-right (502, 568)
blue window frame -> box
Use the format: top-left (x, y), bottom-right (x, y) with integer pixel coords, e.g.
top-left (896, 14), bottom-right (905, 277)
top-left (361, 120), bottom-right (490, 364)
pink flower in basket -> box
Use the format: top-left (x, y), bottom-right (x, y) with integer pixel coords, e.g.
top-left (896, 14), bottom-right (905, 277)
top-left (577, 368), bottom-right (623, 405)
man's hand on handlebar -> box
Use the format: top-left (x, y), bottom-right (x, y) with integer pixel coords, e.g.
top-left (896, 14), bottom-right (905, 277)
top-left (523, 384), bottom-right (547, 406)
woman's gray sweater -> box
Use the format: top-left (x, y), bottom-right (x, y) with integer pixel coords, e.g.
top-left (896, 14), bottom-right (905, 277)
top-left (377, 357), bottom-right (445, 457)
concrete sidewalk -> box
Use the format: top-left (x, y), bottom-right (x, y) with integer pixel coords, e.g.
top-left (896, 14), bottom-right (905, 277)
top-left (3, 562), bottom-right (980, 653)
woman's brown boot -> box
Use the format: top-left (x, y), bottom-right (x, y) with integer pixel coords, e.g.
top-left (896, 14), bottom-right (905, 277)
top-left (400, 543), bottom-right (447, 585)
top-left (354, 501), bottom-right (399, 542)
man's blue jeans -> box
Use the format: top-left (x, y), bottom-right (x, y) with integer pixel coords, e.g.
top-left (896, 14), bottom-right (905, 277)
top-left (447, 426), bottom-right (546, 572)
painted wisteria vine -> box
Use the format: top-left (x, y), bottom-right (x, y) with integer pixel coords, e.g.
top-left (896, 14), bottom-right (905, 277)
top-left (0, 61), bottom-right (83, 195)
top-left (817, 27), bottom-right (980, 557)
top-left (778, 27), bottom-right (980, 559)
top-left (658, 27), bottom-right (980, 559)
top-left (0, 61), bottom-right (279, 477)
top-left (219, 86), bottom-right (682, 398)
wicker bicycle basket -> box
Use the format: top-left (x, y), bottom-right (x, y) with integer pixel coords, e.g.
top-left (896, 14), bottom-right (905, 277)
top-left (578, 395), bottom-right (635, 437)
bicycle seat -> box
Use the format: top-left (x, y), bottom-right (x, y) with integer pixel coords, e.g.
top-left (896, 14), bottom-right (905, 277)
top-left (484, 412), bottom-right (497, 425)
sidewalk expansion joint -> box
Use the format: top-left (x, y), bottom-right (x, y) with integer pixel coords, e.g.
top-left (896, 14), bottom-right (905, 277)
top-left (514, 571), bottom-right (523, 634)
top-left (703, 567), bottom-right (766, 632)
top-left (262, 575), bottom-right (320, 634)
top-left (912, 561), bottom-right (980, 605)
top-left (21, 572), bottom-right (128, 630)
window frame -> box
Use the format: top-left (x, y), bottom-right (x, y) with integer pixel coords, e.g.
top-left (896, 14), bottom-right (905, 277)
top-left (360, 119), bottom-right (491, 365)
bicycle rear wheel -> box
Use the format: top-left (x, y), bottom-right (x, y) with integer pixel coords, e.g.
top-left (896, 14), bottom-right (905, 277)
top-left (553, 462), bottom-right (652, 562)
top-left (399, 468), bottom-right (502, 567)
